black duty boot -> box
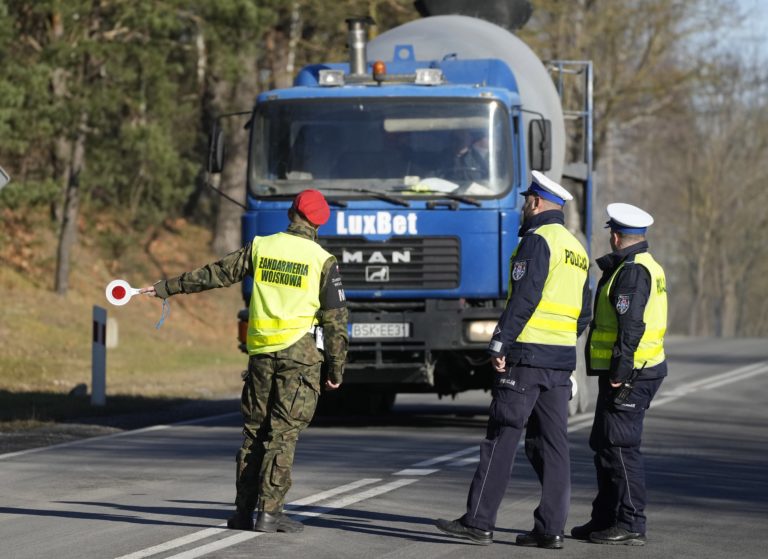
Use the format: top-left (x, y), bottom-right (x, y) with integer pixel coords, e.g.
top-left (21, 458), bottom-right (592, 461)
top-left (589, 526), bottom-right (646, 546)
top-left (226, 511), bottom-right (253, 531)
top-left (570, 520), bottom-right (610, 540)
top-left (516, 531), bottom-right (564, 549)
top-left (435, 518), bottom-right (493, 545)
top-left (254, 511), bottom-right (304, 533)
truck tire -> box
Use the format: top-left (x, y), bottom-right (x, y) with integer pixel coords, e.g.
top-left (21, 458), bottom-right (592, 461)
top-left (317, 387), bottom-right (396, 416)
top-left (344, 388), bottom-right (396, 415)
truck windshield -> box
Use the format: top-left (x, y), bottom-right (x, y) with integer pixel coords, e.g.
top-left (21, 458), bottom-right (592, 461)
top-left (249, 98), bottom-right (512, 199)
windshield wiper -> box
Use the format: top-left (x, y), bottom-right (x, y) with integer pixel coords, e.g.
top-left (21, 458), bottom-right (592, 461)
top-left (321, 187), bottom-right (410, 207)
top-left (396, 187), bottom-right (482, 207)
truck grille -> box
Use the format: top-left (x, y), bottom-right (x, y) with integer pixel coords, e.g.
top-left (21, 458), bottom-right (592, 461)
top-left (320, 236), bottom-right (460, 290)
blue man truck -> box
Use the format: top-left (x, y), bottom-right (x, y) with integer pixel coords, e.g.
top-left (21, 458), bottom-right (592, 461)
top-left (208, 15), bottom-right (594, 414)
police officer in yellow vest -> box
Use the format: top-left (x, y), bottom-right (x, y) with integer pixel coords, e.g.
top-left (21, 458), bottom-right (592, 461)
top-left (140, 189), bottom-right (348, 534)
top-left (436, 171), bottom-right (591, 549)
top-left (571, 203), bottom-right (667, 546)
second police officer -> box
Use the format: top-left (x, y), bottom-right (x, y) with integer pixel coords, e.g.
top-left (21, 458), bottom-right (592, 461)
top-left (571, 203), bottom-right (667, 546)
top-left (435, 171), bottom-right (591, 549)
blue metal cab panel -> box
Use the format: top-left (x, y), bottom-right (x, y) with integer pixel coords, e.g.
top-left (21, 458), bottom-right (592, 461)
top-left (258, 83), bottom-right (520, 111)
top-left (240, 197), bottom-right (522, 303)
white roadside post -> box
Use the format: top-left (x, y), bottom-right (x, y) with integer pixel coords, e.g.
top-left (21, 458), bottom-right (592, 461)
top-left (92, 305), bottom-right (107, 406)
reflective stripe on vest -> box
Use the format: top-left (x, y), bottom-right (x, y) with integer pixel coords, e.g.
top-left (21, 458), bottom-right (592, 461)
top-left (247, 232), bottom-right (331, 354)
top-left (589, 252), bottom-right (667, 370)
top-left (514, 223), bottom-right (589, 347)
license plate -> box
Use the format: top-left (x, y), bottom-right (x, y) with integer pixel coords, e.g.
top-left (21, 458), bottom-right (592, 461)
top-left (350, 322), bottom-right (410, 339)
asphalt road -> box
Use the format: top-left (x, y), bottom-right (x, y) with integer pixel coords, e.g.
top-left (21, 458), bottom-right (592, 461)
top-left (1, 337), bottom-right (767, 559)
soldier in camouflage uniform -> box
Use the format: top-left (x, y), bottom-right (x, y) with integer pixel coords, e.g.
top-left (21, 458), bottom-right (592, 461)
top-left (141, 189), bottom-right (348, 534)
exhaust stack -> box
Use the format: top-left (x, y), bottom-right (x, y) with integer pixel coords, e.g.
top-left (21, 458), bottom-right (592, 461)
top-left (346, 17), bottom-right (374, 77)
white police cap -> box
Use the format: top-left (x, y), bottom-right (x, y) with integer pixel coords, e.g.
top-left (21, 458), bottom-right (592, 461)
top-left (606, 203), bottom-right (654, 233)
top-left (522, 171), bottom-right (574, 205)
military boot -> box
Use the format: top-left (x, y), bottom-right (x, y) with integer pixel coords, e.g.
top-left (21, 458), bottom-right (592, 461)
top-left (226, 510), bottom-right (254, 531)
top-left (254, 511), bottom-right (304, 533)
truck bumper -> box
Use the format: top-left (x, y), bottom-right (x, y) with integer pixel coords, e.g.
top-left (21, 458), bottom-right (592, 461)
top-left (343, 299), bottom-right (501, 391)
top-left (238, 299), bottom-right (503, 392)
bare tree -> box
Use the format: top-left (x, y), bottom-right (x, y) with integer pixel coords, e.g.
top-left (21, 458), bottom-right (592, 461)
top-left (614, 57), bottom-right (768, 336)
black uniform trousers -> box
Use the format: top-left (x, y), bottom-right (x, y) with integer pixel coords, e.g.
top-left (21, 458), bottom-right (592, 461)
top-left (588, 375), bottom-right (664, 534)
top-left (461, 365), bottom-right (572, 534)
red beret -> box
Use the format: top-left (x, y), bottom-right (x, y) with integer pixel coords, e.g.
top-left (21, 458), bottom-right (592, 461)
top-left (292, 189), bottom-right (330, 226)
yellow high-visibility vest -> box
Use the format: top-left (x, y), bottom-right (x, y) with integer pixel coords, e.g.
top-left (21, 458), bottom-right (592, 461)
top-left (514, 223), bottom-right (589, 347)
top-left (589, 252), bottom-right (667, 370)
top-left (247, 232), bottom-right (331, 354)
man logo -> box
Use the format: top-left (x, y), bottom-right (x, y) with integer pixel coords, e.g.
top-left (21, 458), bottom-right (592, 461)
top-left (366, 265), bottom-right (389, 282)
top-left (343, 249), bottom-right (411, 264)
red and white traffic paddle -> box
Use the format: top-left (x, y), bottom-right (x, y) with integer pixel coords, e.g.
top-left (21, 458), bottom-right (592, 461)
top-left (105, 279), bottom-right (142, 306)
top-left (105, 279), bottom-right (169, 328)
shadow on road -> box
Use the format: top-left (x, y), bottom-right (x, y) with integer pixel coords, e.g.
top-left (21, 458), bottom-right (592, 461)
top-left (0, 504), bottom-right (221, 529)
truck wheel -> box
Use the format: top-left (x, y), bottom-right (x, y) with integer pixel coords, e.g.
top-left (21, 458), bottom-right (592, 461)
top-left (349, 389), bottom-right (395, 415)
top-left (325, 387), bottom-right (396, 415)
top-left (377, 391), bottom-right (397, 414)
top-left (316, 389), bottom-right (344, 416)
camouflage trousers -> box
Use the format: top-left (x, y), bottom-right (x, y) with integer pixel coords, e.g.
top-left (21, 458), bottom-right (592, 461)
top-left (234, 351), bottom-right (321, 514)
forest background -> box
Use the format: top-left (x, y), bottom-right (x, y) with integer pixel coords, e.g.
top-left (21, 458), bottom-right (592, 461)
top-left (0, 0), bottom-right (766, 421)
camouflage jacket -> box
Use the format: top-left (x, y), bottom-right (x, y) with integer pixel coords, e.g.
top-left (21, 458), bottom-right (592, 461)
top-left (153, 222), bottom-right (349, 382)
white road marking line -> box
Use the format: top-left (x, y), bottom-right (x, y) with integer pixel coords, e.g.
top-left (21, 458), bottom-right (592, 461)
top-left (162, 531), bottom-right (261, 559)
top-left (568, 361), bottom-right (768, 430)
top-left (287, 478), bottom-right (381, 506)
top-left (653, 366), bottom-right (768, 406)
top-left (450, 456), bottom-right (480, 467)
top-left (113, 478), bottom-right (413, 559)
top-left (409, 445), bottom-right (477, 467)
top-left (393, 468), bottom-right (439, 476)
top-left (114, 527), bottom-right (231, 559)
top-left (289, 479), bottom-right (419, 519)
top-left (159, 479), bottom-right (419, 559)
top-left (693, 364), bottom-right (768, 391)
top-left (0, 412), bottom-right (240, 461)
top-left (660, 360), bottom-right (768, 396)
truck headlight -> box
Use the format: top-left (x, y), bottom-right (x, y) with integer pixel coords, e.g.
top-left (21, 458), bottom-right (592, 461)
top-left (464, 320), bottom-right (497, 342)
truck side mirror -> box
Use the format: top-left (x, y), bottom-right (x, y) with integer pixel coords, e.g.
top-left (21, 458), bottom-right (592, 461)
top-left (529, 119), bottom-right (552, 172)
top-left (207, 124), bottom-right (226, 173)
top-left (0, 166), bottom-right (10, 192)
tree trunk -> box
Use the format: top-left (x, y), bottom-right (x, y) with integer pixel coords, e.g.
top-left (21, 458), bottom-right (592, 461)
top-left (210, 68), bottom-right (258, 255)
top-left (719, 277), bottom-right (738, 337)
top-left (211, 3), bottom-right (303, 254)
top-left (54, 112), bottom-right (87, 295)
